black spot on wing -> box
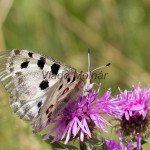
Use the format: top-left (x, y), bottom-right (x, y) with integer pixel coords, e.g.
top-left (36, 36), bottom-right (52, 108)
top-left (58, 84), bottom-right (63, 90)
top-left (21, 61), bottom-right (29, 69)
top-left (39, 80), bottom-right (49, 90)
top-left (28, 52), bottom-right (33, 58)
top-left (71, 75), bottom-right (76, 83)
top-left (37, 101), bottom-right (42, 107)
top-left (51, 63), bottom-right (60, 75)
top-left (14, 50), bottom-right (20, 55)
top-left (67, 78), bottom-right (70, 83)
top-left (37, 57), bottom-right (45, 69)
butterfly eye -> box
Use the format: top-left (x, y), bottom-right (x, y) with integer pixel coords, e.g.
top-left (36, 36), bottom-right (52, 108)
top-left (80, 73), bottom-right (88, 81)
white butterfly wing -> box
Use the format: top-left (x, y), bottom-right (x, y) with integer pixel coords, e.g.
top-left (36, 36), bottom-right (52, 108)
top-left (0, 49), bottom-right (75, 121)
top-left (33, 73), bottom-right (81, 133)
top-left (10, 94), bottom-right (48, 121)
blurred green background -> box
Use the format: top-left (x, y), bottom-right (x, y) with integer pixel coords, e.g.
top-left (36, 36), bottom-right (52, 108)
top-left (0, 0), bottom-right (150, 149)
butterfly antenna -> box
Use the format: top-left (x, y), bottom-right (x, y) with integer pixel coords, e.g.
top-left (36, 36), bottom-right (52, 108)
top-left (88, 48), bottom-right (92, 81)
top-left (93, 82), bottom-right (111, 92)
top-left (88, 48), bottom-right (90, 73)
top-left (91, 63), bottom-right (111, 73)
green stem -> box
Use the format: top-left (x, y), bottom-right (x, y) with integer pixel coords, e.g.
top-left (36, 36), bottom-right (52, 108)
top-left (80, 141), bottom-right (87, 150)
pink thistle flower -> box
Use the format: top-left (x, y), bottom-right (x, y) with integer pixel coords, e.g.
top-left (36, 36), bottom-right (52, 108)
top-left (118, 83), bottom-right (150, 120)
top-left (42, 88), bottom-right (121, 144)
top-left (114, 83), bottom-right (150, 140)
top-left (105, 131), bottom-right (141, 150)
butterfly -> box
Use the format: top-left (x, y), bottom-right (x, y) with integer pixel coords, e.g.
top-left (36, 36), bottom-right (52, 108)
top-left (0, 49), bottom-right (97, 133)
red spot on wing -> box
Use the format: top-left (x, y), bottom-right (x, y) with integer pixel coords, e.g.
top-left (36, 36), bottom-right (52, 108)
top-left (62, 88), bottom-right (69, 95)
top-left (46, 105), bottom-right (53, 114)
top-left (77, 80), bottom-right (82, 86)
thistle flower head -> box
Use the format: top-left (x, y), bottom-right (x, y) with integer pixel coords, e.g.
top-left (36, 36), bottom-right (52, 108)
top-left (42, 88), bottom-right (121, 144)
top-left (118, 83), bottom-right (150, 120)
top-left (115, 83), bottom-right (150, 139)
